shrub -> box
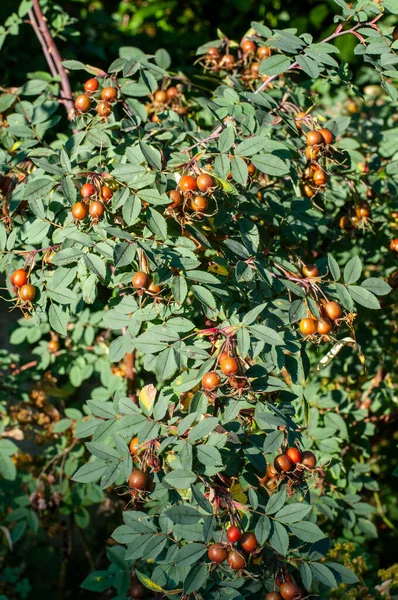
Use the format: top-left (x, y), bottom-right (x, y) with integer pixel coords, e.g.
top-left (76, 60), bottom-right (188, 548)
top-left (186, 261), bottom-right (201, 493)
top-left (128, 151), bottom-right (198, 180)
top-left (0, 1), bottom-right (397, 599)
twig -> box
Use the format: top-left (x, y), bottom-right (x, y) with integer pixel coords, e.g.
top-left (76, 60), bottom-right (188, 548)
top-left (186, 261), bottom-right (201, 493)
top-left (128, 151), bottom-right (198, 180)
top-left (37, 439), bottom-right (78, 481)
top-left (182, 125), bottom-right (224, 154)
top-left (31, 0), bottom-right (75, 120)
top-left (11, 360), bottom-right (38, 376)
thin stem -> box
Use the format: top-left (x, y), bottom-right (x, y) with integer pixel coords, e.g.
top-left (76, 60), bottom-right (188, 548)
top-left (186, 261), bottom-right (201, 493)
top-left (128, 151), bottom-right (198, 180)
top-left (254, 20), bottom-right (366, 95)
top-left (28, 10), bottom-right (58, 78)
top-left (182, 125), bottom-right (224, 154)
top-left (31, 0), bottom-right (75, 120)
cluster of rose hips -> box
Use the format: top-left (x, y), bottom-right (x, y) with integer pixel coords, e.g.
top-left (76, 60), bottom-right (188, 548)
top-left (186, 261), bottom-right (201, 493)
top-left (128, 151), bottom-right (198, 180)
top-left (74, 78), bottom-right (118, 118)
top-left (71, 180), bottom-right (113, 223)
top-left (167, 172), bottom-right (215, 216)
top-left (201, 347), bottom-right (249, 400)
top-left (208, 523), bottom-right (304, 598)
top-left (296, 120), bottom-right (334, 198)
top-left (131, 271), bottom-right (162, 296)
top-left (200, 38), bottom-right (272, 89)
top-left (274, 447), bottom-right (317, 475)
top-left (207, 527), bottom-right (257, 571)
top-left (293, 264), bottom-right (344, 338)
top-left (339, 198), bottom-right (372, 231)
top-left (10, 268), bottom-right (36, 304)
top-left (262, 447), bottom-right (317, 493)
top-left (147, 85), bottom-right (187, 122)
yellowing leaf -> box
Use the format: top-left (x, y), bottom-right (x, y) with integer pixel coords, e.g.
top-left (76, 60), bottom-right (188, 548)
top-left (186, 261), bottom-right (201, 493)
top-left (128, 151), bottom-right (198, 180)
top-left (136, 571), bottom-right (164, 592)
top-left (208, 261), bottom-right (229, 276)
top-left (139, 384), bottom-right (157, 415)
top-left (230, 483), bottom-right (248, 505)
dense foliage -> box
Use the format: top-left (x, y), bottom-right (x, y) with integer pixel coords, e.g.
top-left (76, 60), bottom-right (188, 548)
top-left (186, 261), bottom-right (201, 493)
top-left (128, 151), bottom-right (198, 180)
top-left (0, 1), bottom-right (397, 599)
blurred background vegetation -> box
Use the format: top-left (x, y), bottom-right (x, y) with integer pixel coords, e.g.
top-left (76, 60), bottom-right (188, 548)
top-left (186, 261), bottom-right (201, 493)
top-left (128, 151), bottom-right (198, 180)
top-left (0, 0), bottom-right (363, 87)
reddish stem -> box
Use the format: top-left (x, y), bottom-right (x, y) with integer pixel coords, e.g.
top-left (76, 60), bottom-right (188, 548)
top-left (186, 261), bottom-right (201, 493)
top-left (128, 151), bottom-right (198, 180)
top-left (28, 10), bottom-right (57, 78)
top-left (255, 20), bottom-right (367, 95)
top-left (31, 0), bottom-right (75, 120)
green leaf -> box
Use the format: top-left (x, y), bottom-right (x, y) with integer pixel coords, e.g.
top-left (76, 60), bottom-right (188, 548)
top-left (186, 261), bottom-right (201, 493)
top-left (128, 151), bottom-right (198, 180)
top-left (191, 285), bottom-right (217, 314)
top-left (344, 256), bottom-right (362, 285)
top-left (255, 515), bottom-right (271, 545)
top-left (235, 136), bottom-right (268, 157)
top-left (259, 54), bottom-right (291, 76)
top-left (361, 278), bottom-right (391, 296)
top-left (301, 562), bottom-right (312, 591)
top-left (218, 127), bottom-right (235, 153)
top-left (242, 303), bottom-right (267, 325)
top-left (325, 562), bottom-right (359, 584)
top-left (184, 563), bottom-right (208, 594)
top-left (266, 488), bottom-right (286, 514)
top-left (80, 571), bottom-right (115, 592)
top-left (139, 141), bottom-right (162, 170)
top-left (251, 154), bottom-right (289, 176)
top-left (48, 304), bottom-right (68, 336)
top-left (84, 253), bottom-right (107, 280)
top-left (163, 470), bottom-right (197, 489)
top-left (188, 418), bottom-right (218, 443)
top-left (146, 207), bottom-right (167, 240)
top-left (165, 505), bottom-right (201, 525)
top-left (383, 0), bottom-right (398, 13)
top-left (62, 60), bottom-right (87, 70)
top-left (122, 195), bottom-right (141, 226)
top-left (171, 275), bottom-right (188, 304)
top-left (275, 503), bottom-right (312, 524)
top-left (336, 282), bottom-right (354, 311)
top-left (60, 147), bottom-right (71, 173)
top-left (51, 248), bottom-right (83, 266)
top-left (175, 543), bottom-right (207, 566)
top-left (191, 485), bottom-right (213, 513)
top-left (289, 521), bottom-right (326, 542)
top-left (72, 461), bottom-right (107, 483)
top-left (263, 430), bottom-right (284, 453)
top-left (156, 347), bottom-right (177, 382)
top-left (296, 54), bottom-right (320, 78)
top-left (197, 444), bottom-right (222, 467)
top-left (231, 156), bottom-right (248, 187)
top-left (348, 285), bottom-right (380, 310)
top-left (327, 254), bottom-right (341, 281)
top-left (82, 274), bottom-right (97, 304)
top-left (155, 48), bottom-right (171, 69)
top-left (269, 521), bottom-right (289, 556)
top-left (357, 518), bottom-right (378, 538)
top-left (310, 562), bottom-right (337, 588)
top-left (0, 456), bottom-right (16, 480)
top-left (250, 324), bottom-right (284, 345)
